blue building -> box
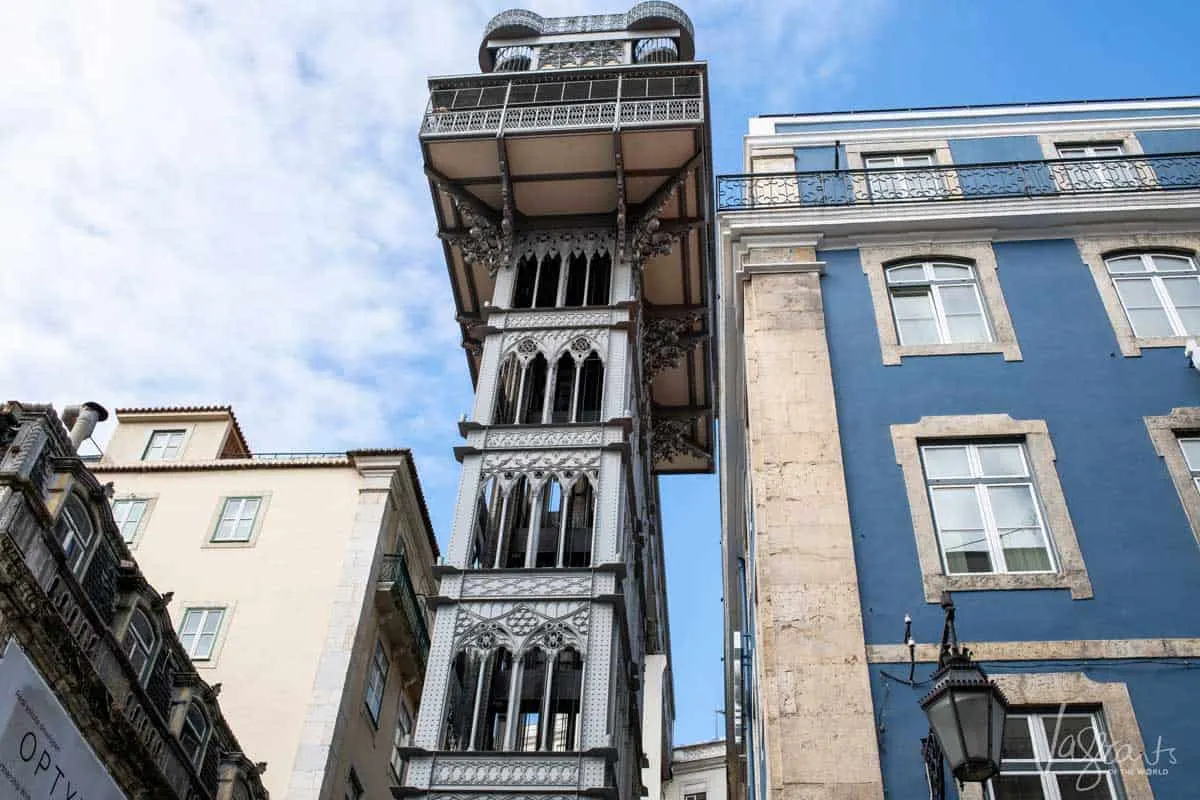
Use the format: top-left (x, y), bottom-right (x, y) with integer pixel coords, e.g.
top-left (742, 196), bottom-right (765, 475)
top-left (715, 98), bottom-right (1200, 800)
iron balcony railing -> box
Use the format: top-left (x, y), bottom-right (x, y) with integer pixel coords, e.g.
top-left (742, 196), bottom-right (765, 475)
top-left (379, 552), bottom-right (430, 664)
top-left (421, 67), bottom-right (704, 137)
top-left (716, 151), bottom-right (1200, 212)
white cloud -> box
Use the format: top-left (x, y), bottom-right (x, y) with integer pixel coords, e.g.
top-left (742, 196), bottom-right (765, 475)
top-left (1, 0), bottom-right (887, 528)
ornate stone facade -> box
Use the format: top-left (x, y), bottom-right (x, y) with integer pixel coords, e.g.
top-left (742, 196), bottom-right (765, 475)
top-left (0, 403), bottom-right (268, 800)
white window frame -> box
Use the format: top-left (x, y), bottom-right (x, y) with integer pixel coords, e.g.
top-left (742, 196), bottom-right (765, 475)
top-left (1055, 141), bottom-right (1141, 191)
top-left (390, 695), bottom-right (414, 782)
top-left (1105, 251), bottom-right (1200, 338)
top-left (180, 701), bottom-right (211, 766)
top-left (863, 152), bottom-right (944, 200)
top-left (364, 639), bottom-right (389, 726)
top-left (211, 497), bottom-right (262, 543)
top-left (56, 496), bottom-right (95, 576)
top-left (143, 429), bottom-right (186, 462)
top-left (988, 709), bottom-right (1121, 800)
top-left (1180, 436), bottom-right (1200, 494)
top-left (179, 607), bottom-right (226, 661)
top-left (921, 442), bottom-right (1058, 576)
top-left (123, 606), bottom-right (158, 683)
top-left (886, 261), bottom-right (993, 346)
top-left (111, 498), bottom-right (149, 544)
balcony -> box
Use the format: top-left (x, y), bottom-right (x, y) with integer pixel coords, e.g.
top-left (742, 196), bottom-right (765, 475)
top-left (717, 151), bottom-right (1200, 212)
top-left (376, 552), bottom-right (430, 668)
top-left (421, 66), bottom-right (704, 138)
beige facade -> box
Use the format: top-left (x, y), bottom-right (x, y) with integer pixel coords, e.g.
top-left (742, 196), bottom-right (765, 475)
top-left (662, 740), bottom-right (727, 800)
top-left (90, 406), bottom-right (438, 799)
top-left (733, 247), bottom-right (884, 800)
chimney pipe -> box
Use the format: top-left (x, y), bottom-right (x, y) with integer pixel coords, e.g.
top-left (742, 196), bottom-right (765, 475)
top-left (63, 402), bottom-right (109, 450)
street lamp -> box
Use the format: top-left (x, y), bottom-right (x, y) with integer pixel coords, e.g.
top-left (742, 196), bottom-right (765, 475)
top-left (920, 594), bottom-right (1008, 793)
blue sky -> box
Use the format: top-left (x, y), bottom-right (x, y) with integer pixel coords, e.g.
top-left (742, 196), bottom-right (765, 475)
top-left (5, 0), bottom-right (1198, 749)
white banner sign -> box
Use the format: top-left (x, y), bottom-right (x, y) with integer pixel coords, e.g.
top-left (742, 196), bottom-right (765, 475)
top-left (0, 639), bottom-right (126, 799)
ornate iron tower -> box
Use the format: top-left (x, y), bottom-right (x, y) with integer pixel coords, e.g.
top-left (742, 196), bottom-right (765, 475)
top-left (401, 5), bottom-right (714, 800)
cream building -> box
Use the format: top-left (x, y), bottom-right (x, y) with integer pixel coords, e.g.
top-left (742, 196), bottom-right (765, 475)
top-left (89, 405), bottom-right (439, 799)
top-left (662, 740), bottom-right (727, 800)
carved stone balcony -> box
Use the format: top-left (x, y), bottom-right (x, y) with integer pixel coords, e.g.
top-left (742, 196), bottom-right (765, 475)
top-left (376, 552), bottom-right (430, 668)
top-left (717, 151), bottom-right (1200, 212)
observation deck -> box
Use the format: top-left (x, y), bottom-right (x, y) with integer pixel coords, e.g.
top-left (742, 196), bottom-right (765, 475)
top-left (420, 2), bottom-right (715, 474)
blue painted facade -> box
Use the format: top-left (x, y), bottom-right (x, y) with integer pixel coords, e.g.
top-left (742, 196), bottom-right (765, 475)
top-left (869, 662), bottom-right (1199, 798)
top-left (722, 99), bottom-right (1200, 800)
top-left (817, 185), bottom-right (1200, 797)
top-left (822, 239), bottom-right (1200, 646)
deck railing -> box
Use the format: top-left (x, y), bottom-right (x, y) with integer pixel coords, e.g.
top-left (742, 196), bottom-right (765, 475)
top-left (422, 67), bottom-right (704, 137)
top-left (716, 152), bottom-right (1200, 211)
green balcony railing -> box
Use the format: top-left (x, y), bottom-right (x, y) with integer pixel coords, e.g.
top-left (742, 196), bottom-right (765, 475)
top-left (379, 552), bottom-right (430, 665)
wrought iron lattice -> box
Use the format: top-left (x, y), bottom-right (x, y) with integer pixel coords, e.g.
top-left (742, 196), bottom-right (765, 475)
top-left (717, 151), bottom-right (1200, 211)
top-left (422, 70), bottom-right (704, 136)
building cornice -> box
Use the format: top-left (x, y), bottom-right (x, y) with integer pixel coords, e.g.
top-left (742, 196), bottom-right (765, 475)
top-left (867, 637), bottom-right (1200, 664)
top-left (749, 96), bottom-right (1200, 133)
top-left (719, 190), bottom-right (1200, 251)
top-left (744, 113), bottom-right (1200, 172)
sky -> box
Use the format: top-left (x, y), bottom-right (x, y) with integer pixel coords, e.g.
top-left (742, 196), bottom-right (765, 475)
top-left (4, 0), bottom-right (1199, 748)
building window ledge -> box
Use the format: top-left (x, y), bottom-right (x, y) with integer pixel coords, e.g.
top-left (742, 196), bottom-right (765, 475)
top-left (891, 414), bottom-right (1093, 602)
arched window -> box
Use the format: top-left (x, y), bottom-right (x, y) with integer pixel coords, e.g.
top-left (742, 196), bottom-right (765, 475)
top-left (1105, 251), bottom-right (1200, 337)
top-left (548, 349), bottom-right (605, 424)
top-left (500, 478), bottom-right (532, 569)
top-left (546, 648), bottom-right (583, 750)
top-left (477, 648), bottom-right (514, 751)
top-left (493, 355), bottom-right (521, 425)
top-left (473, 477), bottom-right (533, 570)
top-left (123, 606), bottom-right (158, 684)
top-left (512, 256), bottom-right (538, 308)
top-left (444, 651), bottom-right (482, 750)
top-left (519, 354), bottom-right (548, 424)
top-left (444, 646), bottom-right (584, 753)
top-left (179, 701), bottom-right (210, 766)
top-left (563, 252), bottom-right (612, 307)
top-left (563, 478), bottom-right (595, 568)
top-left (492, 350), bottom-right (553, 426)
top-left (470, 477), bottom-right (501, 569)
top-left (550, 354), bottom-right (576, 423)
top-left (511, 251), bottom-right (612, 309)
top-left (885, 260), bottom-right (991, 345)
top-left (55, 496), bottom-right (95, 576)
top-left (575, 352), bottom-right (604, 423)
top-left (473, 474), bottom-right (592, 571)
top-left (533, 480), bottom-right (564, 568)
top-left (513, 649), bottom-right (547, 751)
top-left (534, 255), bottom-right (561, 308)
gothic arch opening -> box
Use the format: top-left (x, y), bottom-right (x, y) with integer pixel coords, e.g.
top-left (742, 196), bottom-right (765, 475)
top-left (564, 478), bottom-right (595, 568)
top-left (575, 352), bottom-right (604, 423)
top-left (546, 647), bottom-right (583, 750)
top-left (478, 648), bottom-right (514, 751)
